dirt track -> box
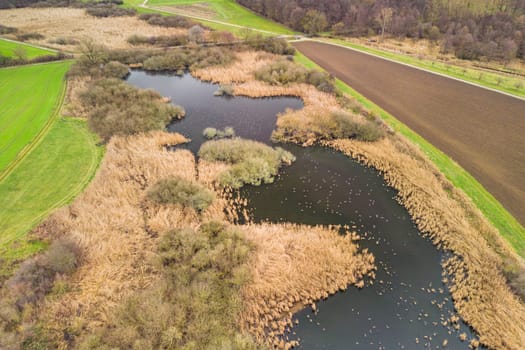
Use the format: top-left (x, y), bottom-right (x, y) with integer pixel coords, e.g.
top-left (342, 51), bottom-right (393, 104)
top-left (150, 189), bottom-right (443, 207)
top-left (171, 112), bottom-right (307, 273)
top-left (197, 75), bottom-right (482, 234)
top-left (294, 41), bottom-right (525, 225)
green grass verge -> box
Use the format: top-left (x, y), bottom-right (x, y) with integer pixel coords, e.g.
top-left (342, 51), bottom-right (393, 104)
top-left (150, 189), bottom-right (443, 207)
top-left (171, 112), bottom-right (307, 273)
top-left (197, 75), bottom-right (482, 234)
top-left (0, 61), bottom-right (71, 175)
top-left (125, 0), bottom-right (294, 35)
top-left (0, 118), bottom-right (103, 279)
top-left (0, 38), bottom-right (56, 59)
top-left (295, 51), bottom-right (525, 257)
top-left (320, 38), bottom-right (525, 100)
top-left (148, 0), bottom-right (294, 34)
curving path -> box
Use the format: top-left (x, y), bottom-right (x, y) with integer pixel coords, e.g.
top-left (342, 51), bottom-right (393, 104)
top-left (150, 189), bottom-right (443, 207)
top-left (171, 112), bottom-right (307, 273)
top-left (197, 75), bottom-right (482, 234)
top-left (294, 40), bottom-right (525, 225)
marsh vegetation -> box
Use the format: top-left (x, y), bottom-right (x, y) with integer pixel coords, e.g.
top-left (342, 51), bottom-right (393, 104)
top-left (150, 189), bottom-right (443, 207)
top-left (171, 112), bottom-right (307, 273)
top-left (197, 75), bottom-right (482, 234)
top-left (199, 138), bottom-right (295, 188)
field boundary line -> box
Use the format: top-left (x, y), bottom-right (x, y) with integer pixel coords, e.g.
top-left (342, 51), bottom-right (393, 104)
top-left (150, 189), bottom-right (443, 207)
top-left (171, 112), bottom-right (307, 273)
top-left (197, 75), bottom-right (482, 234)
top-left (19, 120), bottom-right (102, 237)
top-left (305, 38), bottom-right (525, 102)
top-left (0, 73), bottom-right (67, 184)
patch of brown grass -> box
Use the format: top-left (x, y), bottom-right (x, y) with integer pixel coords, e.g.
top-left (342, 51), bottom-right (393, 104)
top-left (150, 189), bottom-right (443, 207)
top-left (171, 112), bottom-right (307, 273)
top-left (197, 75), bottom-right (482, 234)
top-left (0, 8), bottom-right (188, 51)
top-left (192, 51), bottom-right (279, 84)
top-left (328, 137), bottom-right (525, 349)
top-left (240, 223), bottom-right (374, 347)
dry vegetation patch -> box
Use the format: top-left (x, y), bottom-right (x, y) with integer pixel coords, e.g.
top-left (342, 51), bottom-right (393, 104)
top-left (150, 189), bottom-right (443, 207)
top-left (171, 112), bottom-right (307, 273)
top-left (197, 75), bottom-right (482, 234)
top-left (0, 8), bottom-right (188, 51)
top-left (240, 223), bottom-right (374, 347)
top-left (328, 137), bottom-right (525, 349)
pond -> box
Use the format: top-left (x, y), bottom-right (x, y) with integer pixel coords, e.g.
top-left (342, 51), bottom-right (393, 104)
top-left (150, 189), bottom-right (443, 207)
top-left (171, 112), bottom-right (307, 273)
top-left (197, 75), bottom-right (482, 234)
top-left (127, 70), bottom-right (482, 349)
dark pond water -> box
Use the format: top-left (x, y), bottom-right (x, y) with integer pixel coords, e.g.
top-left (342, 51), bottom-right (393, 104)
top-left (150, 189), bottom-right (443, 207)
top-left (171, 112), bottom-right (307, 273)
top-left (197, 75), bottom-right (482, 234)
top-left (127, 71), bottom-right (482, 349)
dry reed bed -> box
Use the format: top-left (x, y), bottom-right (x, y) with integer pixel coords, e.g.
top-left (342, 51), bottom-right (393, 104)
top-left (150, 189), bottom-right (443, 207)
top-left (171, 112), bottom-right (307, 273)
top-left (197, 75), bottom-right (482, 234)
top-left (36, 132), bottom-right (198, 341)
top-left (30, 129), bottom-right (374, 348)
top-left (0, 8), bottom-right (188, 51)
top-left (240, 223), bottom-right (374, 348)
top-left (328, 138), bottom-right (525, 349)
top-left (193, 52), bottom-right (525, 349)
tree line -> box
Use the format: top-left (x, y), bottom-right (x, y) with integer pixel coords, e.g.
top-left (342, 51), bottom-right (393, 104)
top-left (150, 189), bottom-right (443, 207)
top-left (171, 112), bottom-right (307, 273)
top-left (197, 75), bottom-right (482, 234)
top-left (237, 0), bottom-right (525, 62)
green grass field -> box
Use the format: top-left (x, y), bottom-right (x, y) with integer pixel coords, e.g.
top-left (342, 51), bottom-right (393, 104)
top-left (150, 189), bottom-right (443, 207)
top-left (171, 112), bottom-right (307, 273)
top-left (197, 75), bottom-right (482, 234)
top-left (320, 38), bottom-right (525, 100)
top-left (0, 118), bottom-right (102, 278)
top-left (0, 38), bottom-right (56, 59)
top-left (295, 51), bottom-right (525, 257)
top-left (0, 61), bottom-right (71, 176)
top-left (134, 0), bottom-right (294, 34)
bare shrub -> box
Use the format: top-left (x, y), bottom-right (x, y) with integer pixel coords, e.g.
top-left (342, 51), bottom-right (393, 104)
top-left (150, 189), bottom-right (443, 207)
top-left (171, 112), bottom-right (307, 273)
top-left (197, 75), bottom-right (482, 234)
top-left (187, 24), bottom-right (204, 43)
top-left (0, 24), bottom-right (17, 35)
top-left (85, 4), bottom-right (136, 18)
top-left (48, 37), bottom-right (79, 45)
top-left (142, 47), bottom-right (234, 72)
top-left (15, 32), bottom-right (44, 41)
top-left (247, 35), bottom-right (295, 55)
top-left (139, 13), bottom-right (197, 29)
top-left (101, 61), bottom-right (129, 79)
top-left (147, 176), bottom-right (215, 212)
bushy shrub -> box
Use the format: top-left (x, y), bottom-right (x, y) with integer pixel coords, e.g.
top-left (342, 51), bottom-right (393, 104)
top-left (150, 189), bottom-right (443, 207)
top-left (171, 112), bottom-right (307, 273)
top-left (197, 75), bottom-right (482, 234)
top-left (48, 37), bottom-right (80, 45)
top-left (80, 79), bottom-right (185, 140)
top-left (248, 36), bottom-right (295, 55)
top-left (139, 13), bottom-right (197, 28)
top-left (85, 4), bottom-right (136, 17)
top-left (147, 176), bottom-right (215, 212)
top-left (0, 25), bottom-right (17, 35)
top-left (213, 84), bottom-right (234, 96)
top-left (127, 34), bottom-right (188, 47)
top-left (101, 61), bottom-right (129, 79)
top-left (202, 126), bottom-right (235, 139)
top-left (199, 138), bottom-right (295, 188)
top-left (255, 59), bottom-right (335, 92)
top-left (203, 127), bottom-right (218, 139)
top-left (143, 51), bottom-right (189, 71)
top-left (15, 32), bottom-right (44, 41)
top-left (331, 111), bottom-right (385, 141)
top-left (78, 223), bottom-right (258, 349)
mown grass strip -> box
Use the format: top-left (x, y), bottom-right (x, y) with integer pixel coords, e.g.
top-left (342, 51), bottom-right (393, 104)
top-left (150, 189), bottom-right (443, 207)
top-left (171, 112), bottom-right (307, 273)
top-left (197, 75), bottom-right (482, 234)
top-left (0, 61), bottom-right (72, 176)
top-left (295, 51), bottom-right (525, 257)
top-left (145, 0), bottom-right (294, 34)
top-left (319, 38), bottom-right (525, 100)
top-left (0, 38), bottom-right (56, 59)
top-left (0, 118), bottom-right (103, 278)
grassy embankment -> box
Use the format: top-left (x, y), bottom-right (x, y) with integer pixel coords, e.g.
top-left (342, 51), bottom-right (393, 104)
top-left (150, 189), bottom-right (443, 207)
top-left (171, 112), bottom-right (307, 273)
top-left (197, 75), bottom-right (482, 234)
top-left (0, 38), bottom-right (55, 59)
top-left (0, 62), bottom-right (103, 278)
top-left (295, 51), bottom-right (525, 257)
top-left (0, 61), bottom-right (70, 174)
top-left (318, 38), bottom-right (525, 100)
top-left (124, 0), bottom-right (294, 35)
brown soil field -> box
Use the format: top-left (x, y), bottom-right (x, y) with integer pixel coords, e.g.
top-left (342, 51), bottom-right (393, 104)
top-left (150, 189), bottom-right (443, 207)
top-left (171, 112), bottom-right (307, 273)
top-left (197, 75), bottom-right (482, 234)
top-left (294, 40), bottom-right (525, 226)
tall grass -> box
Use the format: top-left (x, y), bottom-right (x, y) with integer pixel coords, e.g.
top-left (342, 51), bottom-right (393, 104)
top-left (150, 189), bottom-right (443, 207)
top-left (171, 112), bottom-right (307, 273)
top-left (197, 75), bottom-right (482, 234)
top-left (329, 137), bottom-right (525, 349)
top-left (240, 223), bottom-right (374, 347)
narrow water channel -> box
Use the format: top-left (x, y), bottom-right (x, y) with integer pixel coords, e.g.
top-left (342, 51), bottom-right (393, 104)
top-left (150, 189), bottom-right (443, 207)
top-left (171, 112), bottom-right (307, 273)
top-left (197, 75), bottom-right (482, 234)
top-left (127, 71), bottom-right (482, 349)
